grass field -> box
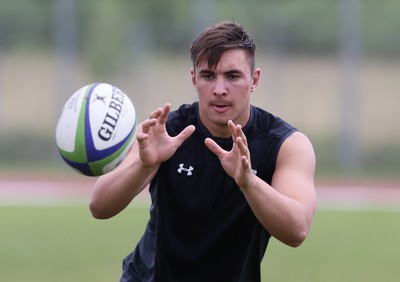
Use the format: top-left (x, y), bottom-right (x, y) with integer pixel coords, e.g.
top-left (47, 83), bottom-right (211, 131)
top-left (1, 205), bottom-right (399, 282)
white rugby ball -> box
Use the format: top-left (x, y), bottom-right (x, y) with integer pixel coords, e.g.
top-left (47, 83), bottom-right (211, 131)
top-left (55, 83), bottom-right (137, 176)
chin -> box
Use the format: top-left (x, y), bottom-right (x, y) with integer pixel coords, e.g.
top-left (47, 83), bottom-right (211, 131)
top-left (211, 116), bottom-right (231, 126)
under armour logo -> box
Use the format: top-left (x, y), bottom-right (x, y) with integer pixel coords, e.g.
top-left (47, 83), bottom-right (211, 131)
top-left (252, 169), bottom-right (257, 175)
top-left (177, 163), bottom-right (194, 176)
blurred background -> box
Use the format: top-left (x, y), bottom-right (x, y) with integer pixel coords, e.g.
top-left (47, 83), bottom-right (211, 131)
top-left (0, 0), bottom-right (399, 180)
top-left (1, 1), bottom-right (399, 282)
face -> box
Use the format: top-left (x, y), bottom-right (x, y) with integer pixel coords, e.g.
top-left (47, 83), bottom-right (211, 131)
top-left (191, 49), bottom-right (260, 137)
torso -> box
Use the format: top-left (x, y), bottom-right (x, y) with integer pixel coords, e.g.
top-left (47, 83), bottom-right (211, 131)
top-left (121, 102), bottom-right (296, 282)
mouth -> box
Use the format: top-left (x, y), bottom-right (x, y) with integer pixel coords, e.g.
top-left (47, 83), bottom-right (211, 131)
top-left (211, 103), bottom-right (230, 113)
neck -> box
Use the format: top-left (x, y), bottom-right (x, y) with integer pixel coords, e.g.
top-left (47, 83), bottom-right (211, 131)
top-left (206, 123), bottom-right (232, 138)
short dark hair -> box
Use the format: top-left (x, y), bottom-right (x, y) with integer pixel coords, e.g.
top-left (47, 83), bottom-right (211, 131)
top-left (189, 21), bottom-right (256, 72)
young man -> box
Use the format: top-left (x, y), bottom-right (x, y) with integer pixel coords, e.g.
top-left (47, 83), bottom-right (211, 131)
top-left (90, 21), bottom-right (316, 282)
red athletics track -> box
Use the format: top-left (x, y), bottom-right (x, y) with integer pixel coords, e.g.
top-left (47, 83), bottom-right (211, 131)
top-left (0, 175), bottom-right (399, 210)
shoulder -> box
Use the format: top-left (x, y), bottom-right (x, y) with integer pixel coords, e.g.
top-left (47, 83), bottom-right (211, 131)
top-left (248, 105), bottom-right (297, 142)
top-left (277, 131), bottom-right (316, 172)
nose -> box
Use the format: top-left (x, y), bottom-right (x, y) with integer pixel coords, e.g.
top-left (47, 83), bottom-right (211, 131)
top-left (213, 77), bottom-right (227, 96)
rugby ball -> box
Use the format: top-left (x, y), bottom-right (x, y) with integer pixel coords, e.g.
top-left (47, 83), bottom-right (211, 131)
top-left (55, 83), bottom-right (137, 176)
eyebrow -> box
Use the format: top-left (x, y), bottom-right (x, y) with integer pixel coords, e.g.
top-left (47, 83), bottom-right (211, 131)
top-left (198, 69), bottom-right (214, 75)
top-left (225, 69), bottom-right (243, 75)
top-left (198, 69), bottom-right (243, 75)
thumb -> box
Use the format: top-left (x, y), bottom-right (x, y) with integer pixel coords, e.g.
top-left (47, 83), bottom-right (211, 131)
top-left (204, 138), bottom-right (226, 159)
top-left (174, 125), bottom-right (196, 146)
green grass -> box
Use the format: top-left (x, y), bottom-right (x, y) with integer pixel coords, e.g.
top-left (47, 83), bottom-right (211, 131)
top-left (1, 206), bottom-right (399, 281)
top-left (0, 206), bottom-right (149, 282)
top-left (264, 210), bottom-right (400, 281)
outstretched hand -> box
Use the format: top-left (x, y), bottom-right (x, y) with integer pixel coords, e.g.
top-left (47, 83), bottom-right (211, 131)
top-left (204, 120), bottom-right (254, 189)
top-left (136, 103), bottom-right (195, 167)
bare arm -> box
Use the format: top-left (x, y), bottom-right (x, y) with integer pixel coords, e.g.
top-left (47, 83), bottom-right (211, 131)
top-left (89, 137), bottom-right (159, 219)
top-left (90, 104), bottom-right (195, 219)
top-left (240, 132), bottom-right (316, 247)
top-left (205, 121), bottom-right (316, 247)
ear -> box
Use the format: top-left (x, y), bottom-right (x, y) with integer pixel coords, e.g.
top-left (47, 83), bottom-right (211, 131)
top-left (190, 68), bottom-right (197, 90)
top-left (250, 68), bottom-right (261, 92)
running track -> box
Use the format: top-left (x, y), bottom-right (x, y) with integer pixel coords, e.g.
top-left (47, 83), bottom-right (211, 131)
top-left (0, 177), bottom-right (399, 210)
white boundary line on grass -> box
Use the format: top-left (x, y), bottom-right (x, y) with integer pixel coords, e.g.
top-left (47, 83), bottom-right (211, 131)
top-left (0, 180), bottom-right (151, 207)
top-left (0, 180), bottom-right (399, 211)
top-left (316, 185), bottom-right (400, 211)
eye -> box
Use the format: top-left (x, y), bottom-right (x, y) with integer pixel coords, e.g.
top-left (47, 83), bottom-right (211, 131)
top-left (227, 74), bottom-right (240, 80)
top-left (202, 73), bottom-right (214, 80)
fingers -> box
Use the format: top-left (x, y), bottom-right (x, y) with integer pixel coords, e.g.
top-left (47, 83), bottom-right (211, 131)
top-left (228, 120), bottom-right (248, 146)
top-left (140, 118), bottom-right (157, 135)
top-left (148, 103), bottom-right (170, 118)
top-left (146, 103), bottom-right (171, 123)
top-left (209, 120), bottom-right (249, 160)
top-left (228, 120), bottom-right (237, 141)
top-left (174, 125), bottom-right (196, 146)
top-left (228, 120), bottom-right (251, 170)
top-left (139, 104), bottom-right (196, 150)
top-left (241, 155), bottom-right (250, 170)
top-left (136, 132), bottom-right (148, 142)
top-left (158, 103), bottom-right (171, 124)
top-left (141, 103), bottom-right (171, 134)
top-left (236, 136), bottom-right (250, 162)
top-left (204, 138), bottom-right (226, 159)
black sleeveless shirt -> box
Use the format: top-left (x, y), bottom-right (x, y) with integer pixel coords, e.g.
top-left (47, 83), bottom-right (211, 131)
top-left (120, 102), bottom-right (296, 282)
